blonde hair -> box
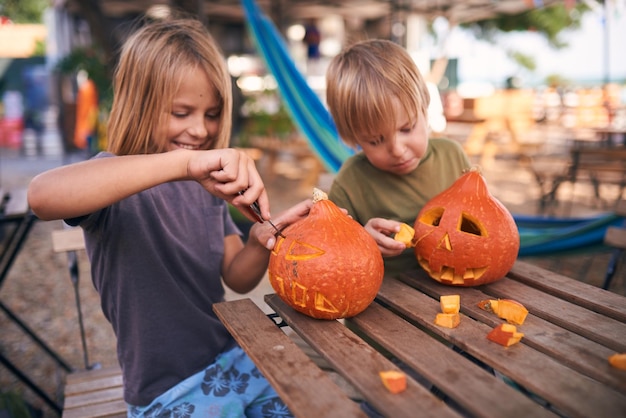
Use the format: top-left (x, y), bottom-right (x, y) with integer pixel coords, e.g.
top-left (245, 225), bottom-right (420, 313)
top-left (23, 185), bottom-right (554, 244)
top-left (107, 17), bottom-right (232, 155)
top-left (325, 39), bottom-right (429, 148)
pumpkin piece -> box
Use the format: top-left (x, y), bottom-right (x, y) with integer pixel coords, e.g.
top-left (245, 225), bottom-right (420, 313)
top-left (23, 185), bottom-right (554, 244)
top-left (440, 294), bottom-right (460, 314)
top-left (268, 188), bottom-right (384, 320)
top-left (608, 353), bottom-right (626, 371)
top-left (413, 167), bottom-right (520, 287)
top-left (379, 370), bottom-right (407, 394)
top-left (435, 312), bottom-right (460, 329)
top-left (487, 323), bottom-right (524, 347)
top-left (478, 299), bottom-right (528, 325)
top-left (394, 223), bottom-right (415, 248)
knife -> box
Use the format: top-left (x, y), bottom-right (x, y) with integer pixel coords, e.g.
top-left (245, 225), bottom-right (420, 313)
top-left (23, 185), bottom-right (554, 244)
top-left (238, 191), bottom-right (286, 238)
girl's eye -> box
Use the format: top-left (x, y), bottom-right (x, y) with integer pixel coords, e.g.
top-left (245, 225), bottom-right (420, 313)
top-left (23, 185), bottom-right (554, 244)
top-left (400, 122), bottom-right (416, 134)
top-left (172, 111), bottom-right (188, 118)
top-left (205, 112), bottom-right (220, 120)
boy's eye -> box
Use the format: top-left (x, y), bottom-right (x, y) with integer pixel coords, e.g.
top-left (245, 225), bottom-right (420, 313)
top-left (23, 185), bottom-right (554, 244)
top-left (367, 135), bottom-right (383, 146)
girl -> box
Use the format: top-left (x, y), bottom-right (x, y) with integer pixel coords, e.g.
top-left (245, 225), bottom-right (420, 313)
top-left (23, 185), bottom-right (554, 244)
top-left (28, 16), bottom-right (306, 417)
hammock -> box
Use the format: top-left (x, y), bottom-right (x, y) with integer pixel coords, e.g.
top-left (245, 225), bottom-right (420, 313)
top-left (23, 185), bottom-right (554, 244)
top-left (242, 0), bottom-right (353, 174)
top-left (241, 0), bottom-right (624, 255)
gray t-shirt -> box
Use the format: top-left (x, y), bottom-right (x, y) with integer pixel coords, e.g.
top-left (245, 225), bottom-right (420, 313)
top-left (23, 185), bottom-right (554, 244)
top-left (69, 152), bottom-right (240, 406)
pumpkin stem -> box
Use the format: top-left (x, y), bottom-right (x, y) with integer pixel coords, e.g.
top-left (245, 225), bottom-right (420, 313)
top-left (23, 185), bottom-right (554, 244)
top-left (468, 165), bottom-right (482, 174)
top-left (312, 188), bottom-right (328, 203)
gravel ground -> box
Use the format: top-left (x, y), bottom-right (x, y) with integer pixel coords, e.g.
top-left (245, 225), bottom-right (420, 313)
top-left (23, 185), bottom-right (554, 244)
top-left (0, 147), bottom-right (624, 418)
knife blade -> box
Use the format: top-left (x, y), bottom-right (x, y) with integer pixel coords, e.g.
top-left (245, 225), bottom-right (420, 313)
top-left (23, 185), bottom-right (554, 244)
top-left (238, 191), bottom-right (286, 238)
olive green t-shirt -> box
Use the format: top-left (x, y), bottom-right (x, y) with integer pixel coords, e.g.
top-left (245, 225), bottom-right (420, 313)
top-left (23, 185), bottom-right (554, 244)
top-left (328, 138), bottom-right (471, 277)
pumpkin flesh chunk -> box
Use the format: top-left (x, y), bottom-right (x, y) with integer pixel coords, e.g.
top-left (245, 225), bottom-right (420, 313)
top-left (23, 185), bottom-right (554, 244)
top-left (487, 323), bottom-right (524, 347)
top-left (379, 370), bottom-right (407, 394)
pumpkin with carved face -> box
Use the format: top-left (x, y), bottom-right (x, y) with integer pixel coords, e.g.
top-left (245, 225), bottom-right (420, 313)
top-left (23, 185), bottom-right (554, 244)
top-left (268, 189), bottom-right (384, 319)
top-left (413, 168), bottom-right (520, 286)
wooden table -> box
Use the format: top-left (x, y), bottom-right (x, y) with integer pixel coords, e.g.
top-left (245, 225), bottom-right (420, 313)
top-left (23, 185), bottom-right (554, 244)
top-left (214, 260), bottom-right (626, 418)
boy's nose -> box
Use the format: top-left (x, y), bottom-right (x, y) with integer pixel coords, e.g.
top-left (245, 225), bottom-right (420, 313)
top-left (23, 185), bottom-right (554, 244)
top-left (389, 139), bottom-right (405, 157)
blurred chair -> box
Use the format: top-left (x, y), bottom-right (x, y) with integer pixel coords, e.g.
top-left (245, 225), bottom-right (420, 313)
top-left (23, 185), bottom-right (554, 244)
top-left (51, 224), bottom-right (99, 370)
top-left (603, 200), bottom-right (626, 290)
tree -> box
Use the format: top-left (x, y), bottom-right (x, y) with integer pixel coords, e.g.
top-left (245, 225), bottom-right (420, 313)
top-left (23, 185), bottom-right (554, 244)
top-left (0, 0), bottom-right (48, 23)
top-left (460, 3), bottom-right (590, 74)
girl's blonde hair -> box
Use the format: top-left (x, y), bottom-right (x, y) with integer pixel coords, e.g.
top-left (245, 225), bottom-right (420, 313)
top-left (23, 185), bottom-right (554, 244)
top-left (107, 17), bottom-right (232, 155)
top-left (325, 39), bottom-right (430, 148)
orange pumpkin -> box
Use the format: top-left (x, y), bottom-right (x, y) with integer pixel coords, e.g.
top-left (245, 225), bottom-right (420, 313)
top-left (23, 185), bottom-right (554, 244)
top-left (268, 188), bottom-right (384, 319)
top-left (413, 167), bottom-right (520, 286)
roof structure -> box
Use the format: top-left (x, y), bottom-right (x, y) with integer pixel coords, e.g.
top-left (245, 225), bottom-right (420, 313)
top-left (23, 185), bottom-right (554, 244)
top-left (63, 0), bottom-right (562, 24)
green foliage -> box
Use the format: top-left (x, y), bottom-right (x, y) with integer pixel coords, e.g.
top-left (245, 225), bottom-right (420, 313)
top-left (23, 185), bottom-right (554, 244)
top-left (507, 50), bottom-right (536, 72)
top-left (0, 391), bottom-right (35, 418)
top-left (0, 0), bottom-right (48, 23)
top-left (56, 46), bottom-right (113, 108)
top-left (239, 91), bottom-right (295, 146)
top-left (462, 3), bottom-right (589, 49)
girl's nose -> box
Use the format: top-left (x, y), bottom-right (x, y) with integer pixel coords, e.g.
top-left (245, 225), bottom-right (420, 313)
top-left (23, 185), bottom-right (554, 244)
top-left (188, 116), bottom-right (208, 138)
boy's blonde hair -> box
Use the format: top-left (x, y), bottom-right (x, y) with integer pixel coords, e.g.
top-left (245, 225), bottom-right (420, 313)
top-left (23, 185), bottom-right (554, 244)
top-left (325, 39), bottom-right (430, 148)
top-left (107, 17), bottom-right (232, 155)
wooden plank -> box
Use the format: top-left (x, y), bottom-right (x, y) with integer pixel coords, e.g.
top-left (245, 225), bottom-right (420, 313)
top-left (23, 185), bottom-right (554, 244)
top-left (397, 272), bottom-right (626, 393)
top-left (508, 260), bottom-right (626, 322)
top-left (376, 277), bottom-right (626, 418)
top-left (265, 294), bottom-right (463, 418)
top-left (52, 228), bottom-right (86, 253)
top-left (64, 373), bottom-right (123, 396)
top-left (481, 277), bottom-right (626, 353)
top-left (605, 226), bottom-right (626, 249)
top-left (348, 304), bottom-right (557, 418)
top-left (213, 299), bottom-right (366, 418)
top-left (63, 386), bottom-right (124, 409)
top-left (63, 399), bottom-right (127, 418)
top-left (65, 365), bottom-right (122, 386)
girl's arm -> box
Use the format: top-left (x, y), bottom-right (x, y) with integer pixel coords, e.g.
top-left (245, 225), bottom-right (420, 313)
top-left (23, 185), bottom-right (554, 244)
top-left (28, 148), bottom-right (269, 221)
top-left (222, 199), bottom-right (313, 294)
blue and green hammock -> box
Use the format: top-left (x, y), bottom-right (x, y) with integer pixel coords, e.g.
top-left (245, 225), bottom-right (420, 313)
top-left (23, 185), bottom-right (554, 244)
top-left (241, 0), bottom-right (624, 256)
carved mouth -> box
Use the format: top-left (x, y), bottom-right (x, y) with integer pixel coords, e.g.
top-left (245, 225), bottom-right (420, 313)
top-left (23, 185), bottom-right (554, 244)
top-left (417, 256), bottom-right (488, 285)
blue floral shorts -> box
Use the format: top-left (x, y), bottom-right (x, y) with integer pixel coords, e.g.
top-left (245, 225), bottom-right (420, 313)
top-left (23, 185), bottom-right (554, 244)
top-left (128, 346), bottom-right (292, 418)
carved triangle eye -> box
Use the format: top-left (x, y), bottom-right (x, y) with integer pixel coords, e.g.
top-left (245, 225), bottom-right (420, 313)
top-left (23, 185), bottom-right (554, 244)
top-left (459, 213), bottom-right (486, 237)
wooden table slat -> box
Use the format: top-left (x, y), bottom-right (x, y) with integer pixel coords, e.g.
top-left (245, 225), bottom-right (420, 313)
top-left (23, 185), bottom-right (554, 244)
top-left (376, 278), bottom-right (626, 418)
top-left (213, 299), bottom-right (366, 418)
top-left (508, 261), bottom-right (626, 322)
top-left (480, 277), bottom-right (626, 353)
top-left (265, 294), bottom-right (463, 418)
top-left (398, 272), bottom-right (626, 392)
top-left (349, 303), bottom-right (558, 418)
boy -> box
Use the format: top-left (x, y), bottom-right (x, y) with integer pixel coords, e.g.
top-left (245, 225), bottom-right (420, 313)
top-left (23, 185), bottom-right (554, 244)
top-left (326, 39), bottom-right (471, 277)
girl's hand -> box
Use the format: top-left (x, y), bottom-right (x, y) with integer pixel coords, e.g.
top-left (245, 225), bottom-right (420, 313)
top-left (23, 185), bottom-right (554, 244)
top-left (186, 148), bottom-right (270, 222)
top-left (364, 218), bottom-right (407, 257)
top-left (249, 199), bottom-right (314, 250)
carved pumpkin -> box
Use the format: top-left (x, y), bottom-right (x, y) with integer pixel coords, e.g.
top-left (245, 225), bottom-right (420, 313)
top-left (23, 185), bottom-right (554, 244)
top-left (268, 188), bottom-right (384, 319)
top-left (413, 167), bottom-right (520, 286)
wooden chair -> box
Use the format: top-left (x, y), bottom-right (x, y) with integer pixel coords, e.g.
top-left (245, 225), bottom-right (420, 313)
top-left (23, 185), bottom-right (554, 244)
top-left (603, 199), bottom-right (626, 290)
top-left (52, 226), bottom-right (127, 417)
top-left (51, 225), bottom-right (95, 370)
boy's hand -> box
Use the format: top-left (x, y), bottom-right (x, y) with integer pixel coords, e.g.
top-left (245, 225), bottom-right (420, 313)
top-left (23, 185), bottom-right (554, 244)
top-left (250, 199), bottom-right (314, 250)
top-left (365, 218), bottom-right (408, 257)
